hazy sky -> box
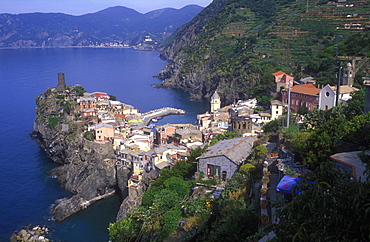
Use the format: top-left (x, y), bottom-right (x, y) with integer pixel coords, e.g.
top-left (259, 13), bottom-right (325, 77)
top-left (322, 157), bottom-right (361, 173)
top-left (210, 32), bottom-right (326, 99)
top-left (1, 0), bottom-right (213, 15)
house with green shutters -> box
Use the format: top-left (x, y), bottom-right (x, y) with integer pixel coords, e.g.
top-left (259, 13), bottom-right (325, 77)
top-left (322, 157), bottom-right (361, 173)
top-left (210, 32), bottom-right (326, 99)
top-left (197, 136), bottom-right (257, 180)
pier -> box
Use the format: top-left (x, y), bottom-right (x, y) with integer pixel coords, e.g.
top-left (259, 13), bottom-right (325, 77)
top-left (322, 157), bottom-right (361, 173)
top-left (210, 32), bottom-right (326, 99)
top-left (129, 107), bottom-right (186, 126)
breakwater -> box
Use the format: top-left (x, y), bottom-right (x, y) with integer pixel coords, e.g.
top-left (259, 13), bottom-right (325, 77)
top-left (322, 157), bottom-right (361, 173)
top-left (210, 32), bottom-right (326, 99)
top-left (141, 107), bottom-right (186, 125)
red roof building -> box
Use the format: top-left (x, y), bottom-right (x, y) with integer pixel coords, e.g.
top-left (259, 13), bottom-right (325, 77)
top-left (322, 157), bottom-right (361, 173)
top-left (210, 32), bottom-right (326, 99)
top-left (281, 84), bottom-right (321, 112)
top-left (92, 92), bottom-right (110, 100)
top-left (272, 71), bottom-right (294, 92)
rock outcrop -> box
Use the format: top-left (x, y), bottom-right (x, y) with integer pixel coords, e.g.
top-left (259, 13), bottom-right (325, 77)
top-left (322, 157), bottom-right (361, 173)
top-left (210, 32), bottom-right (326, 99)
top-left (10, 226), bottom-right (50, 242)
top-left (116, 169), bottom-right (159, 221)
top-left (33, 85), bottom-right (118, 222)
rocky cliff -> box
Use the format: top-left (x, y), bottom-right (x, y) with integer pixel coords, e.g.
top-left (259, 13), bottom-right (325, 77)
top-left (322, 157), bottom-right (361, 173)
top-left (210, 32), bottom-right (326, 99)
top-left (116, 169), bottom-right (159, 221)
top-left (32, 84), bottom-right (122, 222)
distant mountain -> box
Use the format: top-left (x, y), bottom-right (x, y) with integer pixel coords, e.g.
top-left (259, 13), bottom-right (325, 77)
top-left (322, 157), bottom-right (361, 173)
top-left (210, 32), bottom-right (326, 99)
top-left (0, 5), bottom-right (203, 49)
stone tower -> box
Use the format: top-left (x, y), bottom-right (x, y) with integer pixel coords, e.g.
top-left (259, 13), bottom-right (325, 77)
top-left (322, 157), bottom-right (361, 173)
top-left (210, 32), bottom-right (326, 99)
top-left (231, 116), bottom-right (252, 136)
top-left (56, 73), bottom-right (66, 91)
top-left (210, 91), bottom-right (221, 113)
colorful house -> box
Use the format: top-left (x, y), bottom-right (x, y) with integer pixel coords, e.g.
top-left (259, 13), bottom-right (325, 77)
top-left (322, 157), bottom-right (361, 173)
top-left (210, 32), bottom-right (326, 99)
top-left (272, 71), bottom-right (294, 92)
top-left (156, 124), bottom-right (177, 145)
top-left (81, 108), bottom-right (97, 118)
top-left (95, 123), bottom-right (114, 142)
top-left (92, 92), bottom-right (110, 101)
top-left (79, 97), bottom-right (96, 110)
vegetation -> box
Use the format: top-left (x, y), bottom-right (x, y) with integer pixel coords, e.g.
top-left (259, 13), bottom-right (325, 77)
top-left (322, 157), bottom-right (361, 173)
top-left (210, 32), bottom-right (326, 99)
top-left (47, 117), bottom-right (60, 129)
top-left (273, 161), bottom-right (370, 241)
top-left (163, 0), bottom-right (370, 103)
top-left (108, 148), bottom-right (207, 241)
top-left (72, 86), bottom-right (86, 97)
top-left (195, 173), bottom-right (260, 241)
top-left (109, 95), bottom-right (117, 101)
top-left (83, 131), bottom-right (95, 141)
top-left (209, 131), bottom-right (239, 145)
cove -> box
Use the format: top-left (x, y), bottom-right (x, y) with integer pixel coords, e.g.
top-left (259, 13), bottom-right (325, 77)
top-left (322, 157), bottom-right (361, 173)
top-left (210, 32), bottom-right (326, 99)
top-left (0, 48), bottom-right (208, 241)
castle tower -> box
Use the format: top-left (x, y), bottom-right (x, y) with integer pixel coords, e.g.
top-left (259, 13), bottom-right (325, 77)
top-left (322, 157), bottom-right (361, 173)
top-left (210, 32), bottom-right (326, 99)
top-left (210, 91), bottom-right (221, 113)
top-left (56, 73), bottom-right (66, 91)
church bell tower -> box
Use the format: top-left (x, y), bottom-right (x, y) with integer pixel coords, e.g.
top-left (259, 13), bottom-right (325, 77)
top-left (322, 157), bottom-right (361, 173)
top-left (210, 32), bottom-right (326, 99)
top-left (210, 91), bottom-right (221, 113)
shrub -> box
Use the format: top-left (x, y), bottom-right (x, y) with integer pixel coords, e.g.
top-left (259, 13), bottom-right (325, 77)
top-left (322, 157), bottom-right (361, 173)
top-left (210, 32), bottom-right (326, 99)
top-left (48, 117), bottom-right (60, 129)
top-left (83, 131), bottom-right (94, 141)
top-left (160, 207), bottom-right (182, 238)
top-left (239, 163), bottom-right (257, 176)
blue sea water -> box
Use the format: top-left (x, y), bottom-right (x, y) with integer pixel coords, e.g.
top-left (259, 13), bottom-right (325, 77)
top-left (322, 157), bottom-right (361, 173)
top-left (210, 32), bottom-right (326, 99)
top-left (0, 48), bottom-right (209, 241)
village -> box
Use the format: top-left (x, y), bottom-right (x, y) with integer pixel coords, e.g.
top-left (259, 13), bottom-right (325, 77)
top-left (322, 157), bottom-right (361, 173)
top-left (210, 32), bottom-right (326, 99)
top-left (50, 62), bottom-right (368, 193)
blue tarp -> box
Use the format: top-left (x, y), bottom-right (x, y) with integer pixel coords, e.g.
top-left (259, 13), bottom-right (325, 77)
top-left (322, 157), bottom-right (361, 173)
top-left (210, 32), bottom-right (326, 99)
top-left (276, 175), bottom-right (300, 194)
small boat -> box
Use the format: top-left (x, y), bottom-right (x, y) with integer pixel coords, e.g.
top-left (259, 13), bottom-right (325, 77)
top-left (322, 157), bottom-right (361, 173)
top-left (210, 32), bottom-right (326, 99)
top-left (151, 118), bottom-right (158, 123)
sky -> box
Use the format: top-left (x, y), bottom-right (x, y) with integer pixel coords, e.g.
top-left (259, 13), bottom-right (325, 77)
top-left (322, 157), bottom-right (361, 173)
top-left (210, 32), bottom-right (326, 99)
top-left (0, 0), bottom-right (213, 15)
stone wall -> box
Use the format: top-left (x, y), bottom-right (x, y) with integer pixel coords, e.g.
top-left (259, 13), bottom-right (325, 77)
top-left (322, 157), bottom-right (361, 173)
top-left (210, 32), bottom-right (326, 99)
top-left (198, 156), bottom-right (237, 180)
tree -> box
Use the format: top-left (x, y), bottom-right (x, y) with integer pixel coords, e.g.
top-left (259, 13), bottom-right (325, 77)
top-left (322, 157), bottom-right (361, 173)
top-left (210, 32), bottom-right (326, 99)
top-left (344, 88), bottom-right (365, 118)
top-left (262, 119), bottom-right (281, 133)
top-left (72, 86), bottom-right (85, 96)
top-left (109, 94), bottom-right (117, 101)
top-left (239, 163), bottom-right (257, 176)
top-left (108, 217), bottom-right (140, 242)
top-left (209, 131), bottom-right (239, 146)
top-left (254, 144), bottom-right (268, 160)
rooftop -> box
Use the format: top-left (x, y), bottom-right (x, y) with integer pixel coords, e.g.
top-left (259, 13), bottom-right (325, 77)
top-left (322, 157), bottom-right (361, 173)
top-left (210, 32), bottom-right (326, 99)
top-left (289, 84), bottom-right (321, 96)
top-left (198, 136), bottom-right (256, 164)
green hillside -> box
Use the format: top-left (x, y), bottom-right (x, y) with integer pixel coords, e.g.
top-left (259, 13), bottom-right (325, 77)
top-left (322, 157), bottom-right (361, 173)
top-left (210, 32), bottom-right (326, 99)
top-left (158, 0), bottom-right (370, 104)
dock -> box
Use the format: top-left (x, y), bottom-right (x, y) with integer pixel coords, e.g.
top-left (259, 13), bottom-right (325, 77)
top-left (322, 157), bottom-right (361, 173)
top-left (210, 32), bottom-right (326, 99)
top-left (129, 107), bottom-right (186, 126)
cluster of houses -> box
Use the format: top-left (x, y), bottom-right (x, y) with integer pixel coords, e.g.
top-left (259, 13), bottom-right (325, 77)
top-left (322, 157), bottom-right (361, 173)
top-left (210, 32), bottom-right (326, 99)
top-left (67, 64), bottom-right (367, 188)
top-left (273, 70), bottom-right (359, 112)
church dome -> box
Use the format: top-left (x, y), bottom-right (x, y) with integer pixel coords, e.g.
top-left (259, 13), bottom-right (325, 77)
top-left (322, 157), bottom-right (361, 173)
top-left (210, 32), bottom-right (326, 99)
top-left (211, 91), bottom-right (220, 100)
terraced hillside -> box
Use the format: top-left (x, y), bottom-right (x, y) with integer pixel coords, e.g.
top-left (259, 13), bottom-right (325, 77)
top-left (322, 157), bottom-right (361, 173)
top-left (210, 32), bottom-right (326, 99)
top-left (157, 0), bottom-right (370, 104)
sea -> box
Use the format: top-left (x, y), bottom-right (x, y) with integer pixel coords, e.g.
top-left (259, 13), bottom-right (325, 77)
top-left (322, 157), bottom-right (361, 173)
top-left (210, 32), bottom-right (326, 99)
top-left (0, 48), bottom-right (209, 242)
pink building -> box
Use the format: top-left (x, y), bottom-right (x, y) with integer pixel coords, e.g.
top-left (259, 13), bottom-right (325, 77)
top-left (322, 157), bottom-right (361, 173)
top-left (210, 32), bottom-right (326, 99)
top-left (95, 123), bottom-right (114, 142)
top-left (81, 109), bottom-right (96, 118)
top-left (156, 124), bottom-right (177, 145)
top-left (79, 97), bottom-right (96, 110)
top-left (272, 71), bottom-right (294, 92)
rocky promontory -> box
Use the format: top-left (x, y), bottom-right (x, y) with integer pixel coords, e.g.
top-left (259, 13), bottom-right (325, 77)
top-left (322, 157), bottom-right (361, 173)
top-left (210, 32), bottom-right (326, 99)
top-left (32, 78), bottom-right (122, 222)
top-left (32, 73), bottom-right (166, 226)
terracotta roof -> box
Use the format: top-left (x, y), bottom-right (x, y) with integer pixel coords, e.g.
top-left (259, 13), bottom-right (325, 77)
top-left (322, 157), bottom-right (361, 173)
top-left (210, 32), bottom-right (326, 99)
top-left (291, 84), bottom-right (321, 95)
top-left (272, 71), bottom-right (286, 76)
